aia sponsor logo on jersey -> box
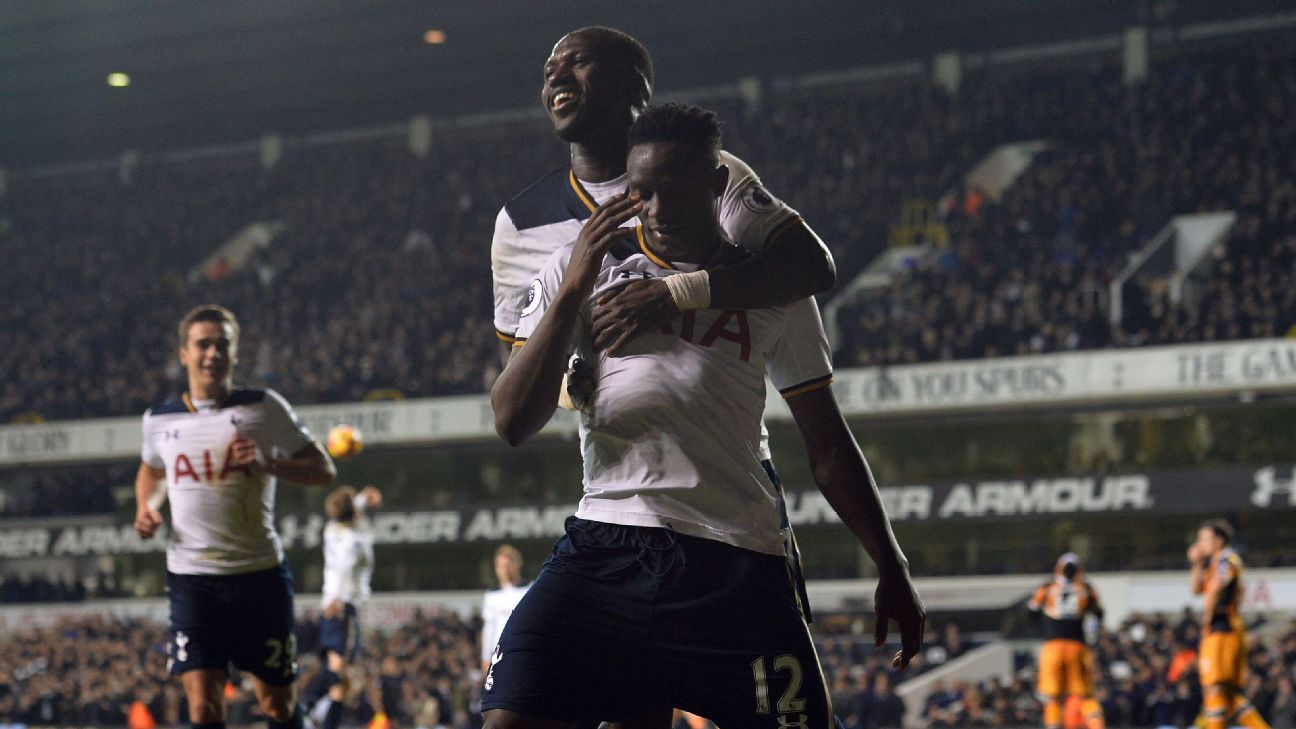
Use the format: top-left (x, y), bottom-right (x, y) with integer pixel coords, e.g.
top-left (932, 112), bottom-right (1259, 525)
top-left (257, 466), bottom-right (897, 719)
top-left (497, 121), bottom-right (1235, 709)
top-left (172, 445), bottom-right (254, 484)
top-left (661, 310), bottom-right (752, 361)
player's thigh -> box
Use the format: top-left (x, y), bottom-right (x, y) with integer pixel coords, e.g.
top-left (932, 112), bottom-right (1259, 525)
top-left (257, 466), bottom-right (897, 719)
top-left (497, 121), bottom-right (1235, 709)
top-left (251, 675), bottom-right (296, 719)
top-left (167, 571), bottom-right (234, 676)
top-left (1065, 644), bottom-right (1095, 698)
top-left (230, 567), bottom-right (299, 686)
top-left (1037, 641), bottom-right (1065, 697)
top-left (319, 605), bottom-right (359, 664)
top-left (180, 667), bottom-right (229, 722)
top-left (1200, 633), bottom-right (1243, 689)
top-left (655, 540), bottom-right (833, 727)
top-left (481, 520), bottom-right (657, 722)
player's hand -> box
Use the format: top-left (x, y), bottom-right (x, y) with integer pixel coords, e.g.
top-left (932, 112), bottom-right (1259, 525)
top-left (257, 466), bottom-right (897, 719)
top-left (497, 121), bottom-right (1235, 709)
top-left (565, 193), bottom-right (641, 288)
top-left (360, 485), bottom-right (382, 508)
top-left (1187, 543), bottom-right (1203, 563)
top-left (134, 509), bottom-right (163, 539)
top-left (874, 571), bottom-right (926, 671)
top-left (324, 599), bottom-right (343, 619)
top-left (228, 434), bottom-right (265, 469)
top-left (591, 279), bottom-right (677, 355)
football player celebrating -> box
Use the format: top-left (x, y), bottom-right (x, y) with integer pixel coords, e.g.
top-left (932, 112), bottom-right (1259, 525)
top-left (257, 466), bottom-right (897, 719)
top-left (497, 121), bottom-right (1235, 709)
top-left (486, 103), bottom-right (923, 729)
top-left (1189, 520), bottom-right (1271, 729)
top-left (135, 305), bottom-right (335, 729)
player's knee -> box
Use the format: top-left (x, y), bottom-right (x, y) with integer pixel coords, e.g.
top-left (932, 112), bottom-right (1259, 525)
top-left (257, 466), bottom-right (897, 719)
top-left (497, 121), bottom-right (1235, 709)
top-left (259, 692), bottom-right (295, 723)
top-left (186, 693), bottom-right (224, 724)
top-left (328, 672), bottom-right (350, 701)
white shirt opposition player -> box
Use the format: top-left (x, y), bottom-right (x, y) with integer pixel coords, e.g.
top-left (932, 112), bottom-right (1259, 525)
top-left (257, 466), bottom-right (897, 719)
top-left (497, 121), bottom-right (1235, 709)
top-left (513, 229), bottom-right (831, 555)
top-left (141, 388), bottom-right (317, 575)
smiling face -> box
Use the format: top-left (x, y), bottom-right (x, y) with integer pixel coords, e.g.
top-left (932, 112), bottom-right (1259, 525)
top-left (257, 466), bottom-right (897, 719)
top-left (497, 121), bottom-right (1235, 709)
top-left (541, 31), bottom-right (645, 144)
top-left (179, 320), bottom-right (236, 397)
top-left (627, 140), bottom-right (728, 262)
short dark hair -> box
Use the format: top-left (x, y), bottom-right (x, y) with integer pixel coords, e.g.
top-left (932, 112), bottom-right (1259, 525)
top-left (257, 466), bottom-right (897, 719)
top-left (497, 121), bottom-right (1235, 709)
top-left (178, 304), bottom-right (239, 348)
top-left (627, 102), bottom-right (722, 166)
top-left (1202, 518), bottom-right (1234, 545)
top-left (569, 26), bottom-right (654, 89)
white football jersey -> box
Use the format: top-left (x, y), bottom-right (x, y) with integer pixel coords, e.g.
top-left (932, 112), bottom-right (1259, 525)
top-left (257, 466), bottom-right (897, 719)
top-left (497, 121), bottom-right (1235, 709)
top-left (514, 230), bottom-right (833, 556)
top-left (141, 388), bottom-right (315, 575)
top-left (321, 518), bottom-right (374, 607)
top-left (480, 582), bottom-right (530, 663)
top-left (492, 151), bottom-right (799, 341)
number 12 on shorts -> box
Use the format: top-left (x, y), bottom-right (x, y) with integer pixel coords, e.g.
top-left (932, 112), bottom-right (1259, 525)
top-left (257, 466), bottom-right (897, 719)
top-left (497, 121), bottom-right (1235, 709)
top-left (751, 654), bottom-right (808, 725)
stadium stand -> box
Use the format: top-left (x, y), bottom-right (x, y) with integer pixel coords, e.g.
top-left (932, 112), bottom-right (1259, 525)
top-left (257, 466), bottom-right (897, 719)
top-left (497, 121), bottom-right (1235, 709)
top-left (2, 612), bottom-right (1291, 728)
top-left (2, 35), bottom-right (1294, 423)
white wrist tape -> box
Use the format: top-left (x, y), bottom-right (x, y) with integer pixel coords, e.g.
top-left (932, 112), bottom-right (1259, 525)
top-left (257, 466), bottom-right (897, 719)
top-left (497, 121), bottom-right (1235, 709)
top-left (665, 269), bottom-right (711, 310)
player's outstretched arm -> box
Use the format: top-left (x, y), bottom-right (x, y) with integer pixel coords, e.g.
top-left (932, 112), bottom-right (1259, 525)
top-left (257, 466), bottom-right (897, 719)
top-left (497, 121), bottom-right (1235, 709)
top-left (785, 386), bottom-right (925, 670)
top-left (492, 194), bottom-right (641, 445)
top-left (134, 462), bottom-right (166, 539)
top-left (591, 220), bottom-right (834, 353)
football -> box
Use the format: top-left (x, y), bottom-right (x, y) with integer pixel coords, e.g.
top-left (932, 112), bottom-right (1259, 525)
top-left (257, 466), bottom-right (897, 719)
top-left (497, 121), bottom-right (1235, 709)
top-left (326, 424), bottom-right (364, 461)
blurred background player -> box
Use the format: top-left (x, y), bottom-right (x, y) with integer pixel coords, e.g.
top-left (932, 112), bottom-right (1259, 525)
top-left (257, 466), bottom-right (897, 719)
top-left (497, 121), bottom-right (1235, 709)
top-left (134, 304), bottom-right (336, 729)
top-left (305, 484), bottom-right (381, 729)
top-left (481, 544), bottom-right (530, 675)
top-left (488, 102), bottom-right (924, 728)
top-left (1189, 520), bottom-right (1271, 729)
top-left (1028, 553), bottom-right (1105, 729)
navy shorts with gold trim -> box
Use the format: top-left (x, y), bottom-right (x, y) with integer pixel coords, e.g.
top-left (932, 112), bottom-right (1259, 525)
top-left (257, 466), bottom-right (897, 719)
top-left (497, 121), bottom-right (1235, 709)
top-left (166, 563), bottom-right (298, 686)
top-left (480, 517), bottom-right (835, 727)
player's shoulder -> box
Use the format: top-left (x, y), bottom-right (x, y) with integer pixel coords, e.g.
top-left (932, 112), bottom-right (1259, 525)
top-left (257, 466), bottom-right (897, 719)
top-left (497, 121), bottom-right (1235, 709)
top-left (225, 388), bottom-right (269, 408)
top-left (503, 166), bottom-right (585, 232)
top-left (145, 396), bottom-right (188, 418)
top-left (718, 149), bottom-right (758, 182)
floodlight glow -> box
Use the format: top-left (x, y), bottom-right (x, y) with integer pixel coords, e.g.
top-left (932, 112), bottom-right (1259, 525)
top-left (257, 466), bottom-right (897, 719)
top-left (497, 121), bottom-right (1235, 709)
top-left (423, 29), bottom-right (446, 45)
top-left (107, 72), bottom-right (130, 87)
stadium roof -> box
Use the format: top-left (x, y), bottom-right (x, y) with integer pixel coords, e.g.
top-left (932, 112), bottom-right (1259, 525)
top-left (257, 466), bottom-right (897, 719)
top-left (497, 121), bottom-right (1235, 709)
top-left (0, 0), bottom-right (1275, 168)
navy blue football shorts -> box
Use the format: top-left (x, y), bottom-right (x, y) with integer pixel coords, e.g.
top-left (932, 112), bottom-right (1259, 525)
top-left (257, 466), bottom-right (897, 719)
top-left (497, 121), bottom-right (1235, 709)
top-left (319, 602), bottom-right (361, 662)
top-left (166, 562), bottom-right (298, 686)
top-left (480, 517), bottom-right (835, 726)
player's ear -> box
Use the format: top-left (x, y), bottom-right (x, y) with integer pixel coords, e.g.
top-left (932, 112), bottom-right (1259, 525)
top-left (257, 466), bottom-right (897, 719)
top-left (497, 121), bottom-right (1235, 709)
top-left (628, 70), bottom-right (651, 113)
top-left (708, 161), bottom-right (729, 198)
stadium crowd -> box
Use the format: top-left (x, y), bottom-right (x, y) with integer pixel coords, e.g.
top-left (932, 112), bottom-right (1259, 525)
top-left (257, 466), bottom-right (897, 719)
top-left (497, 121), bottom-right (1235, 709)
top-left (1, 35), bottom-right (1294, 425)
top-left (833, 40), bottom-right (1296, 366)
top-left (3, 608), bottom-right (1293, 728)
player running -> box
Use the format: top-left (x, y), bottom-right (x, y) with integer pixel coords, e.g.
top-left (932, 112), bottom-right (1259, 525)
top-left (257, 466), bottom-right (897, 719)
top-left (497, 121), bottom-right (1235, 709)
top-left (1028, 553), bottom-right (1105, 729)
top-left (1189, 520), bottom-right (1270, 729)
top-left (486, 102), bottom-right (923, 728)
top-left (306, 484), bottom-right (381, 729)
top-left (134, 304), bottom-right (336, 729)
